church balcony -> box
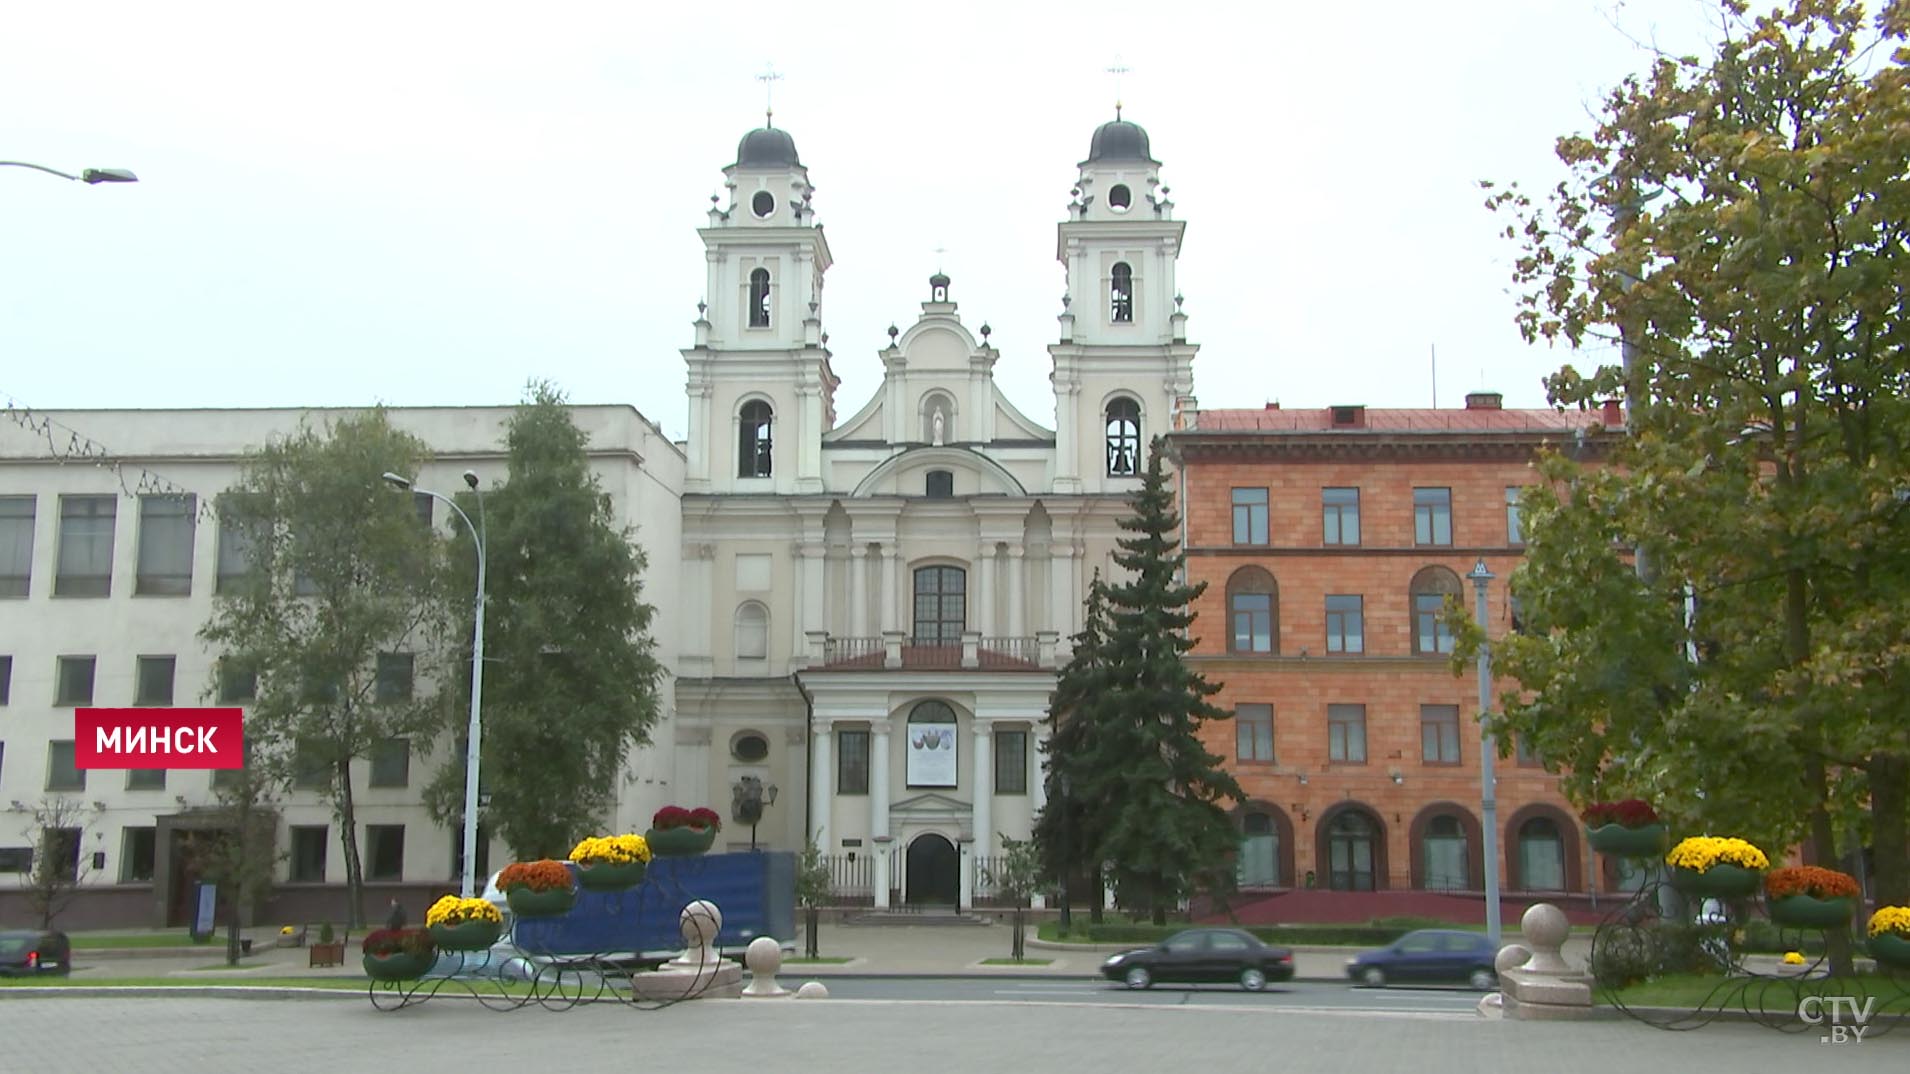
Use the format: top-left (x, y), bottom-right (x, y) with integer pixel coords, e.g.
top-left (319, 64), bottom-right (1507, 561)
top-left (805, 630), bottom-right (1060, 671)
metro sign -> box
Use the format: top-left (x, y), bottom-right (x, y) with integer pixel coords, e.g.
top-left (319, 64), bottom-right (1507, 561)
top-left (75, 708), bottom-right (245, 769)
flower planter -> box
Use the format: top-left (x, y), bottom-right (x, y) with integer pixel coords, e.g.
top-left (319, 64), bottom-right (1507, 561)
top-left (574, 859), bottom-right (649, 892)
top-left (1870, 933), bottom-right (1910, 970)
top-left (428, 919), bottom-right (502, 951)
top-left (1767, 894), bottom-right (1854, 930)
top-left (362, 949), bottom-right (436, 981)
top-left (506, 884), bottom-right (578, 917)
top-left (1586, 823), bottom-right (1669, 859)
top-left (645, 825), bottom-right (718, 857)
top-left (1669, 863), bottom-right (1762, 899)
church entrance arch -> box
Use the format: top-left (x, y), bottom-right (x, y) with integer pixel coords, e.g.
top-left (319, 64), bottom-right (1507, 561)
top-left (905, 832), bottom-right (960, 907)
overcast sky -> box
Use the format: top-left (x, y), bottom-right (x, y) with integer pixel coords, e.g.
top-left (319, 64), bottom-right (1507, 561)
top-left (3, 0), bottom-right (1726, 442)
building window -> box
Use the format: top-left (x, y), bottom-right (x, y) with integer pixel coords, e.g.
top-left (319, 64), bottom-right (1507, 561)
top-left (1410, 566), bottom-right (1463, 655)
top-left (55, 656), bottom-right (95, 707)
top-left (375, 652), bottom-right (414, 703)
top-left (0, 655), bottom-right (10, 705)
top-left (1226, 566), bottom-right (1277, 654)
top-left (1231, 488), bottom-right (1269, 545)
top-left (994, 730), bottom-right (1027, 794)
top-left (1322, 487), bottom-right (1360, 546)
top-left (734, 602), bottom-right (769, 660)
top-left (365, 825), bottom-right (405, 881)
top-left (214, 496), bottom-right (259, 595)
top-left (1324, 595), bottom-right (1364, 654)
top-left (1327, 811), bottom-right (1377, 891)
top-left (40, 827), bottom-right (82, 882)
top-left (1105, 397), bottom-right (1141, 477)
top-left (925, 470), bottom-right (954, 498)
top-left (738, 400), bottom-right (774, 478)
top-left (370, 738), bottom-right (411, 788)
top-left (293, 740), bottom-right (331, 791)
top-left (1414, 488), bottom-right (1453, 546)
top-left (748, 267), bottom-right (772, 328)
top-left (837, 729), bottom-right (871, 795)
top-left (1238, 810), bottom-right (1280, 887)
top-left (1110, 261), bottom-right (1134, 323)
top-left (217, 658), bottom-right (257, 704)
top-left (55, 494), bottom-right (116, 597)
top-left (121, 827), bottom-right (157, 883)
top-left (135, 494), bottom-right (196, 596)
top-left (1506, 486), bottom-right (1524, 545)
top-left (0, 846), bottom-right (30, 873)
top-left (412, 491), bottom-right (434, 529)
top-left (135, 655), bottom-right (176, 707)
top-left (912, 565), bottom-right (967, 645)
top-left (731, 731), bottom-right (770, 763)
top-left (0, 495), bottom-right (34, 597)
top-left (46, 740), bottom-right (84, 791)
top-left (126, 766), bottom-right (166, 791)
top-left (449, 824), bottom-right (493, 885)
top-left (1423, 814), bottom-right (1469, 891)
top-left (1235, 704), bottom-right (1274, 762)
top-left (1420, 704), bottom-right (1461, 764)
top-left (210, 739), bottom-right (251, 792)
top-left (1517, 817), bottom-right (1566, 891)
top-left (1327, 704), bottom-right (1367, 764)
top-left (1516, 734), bottom-right (1542, 767)
top-left (290, 826), bottom-right (328, 882)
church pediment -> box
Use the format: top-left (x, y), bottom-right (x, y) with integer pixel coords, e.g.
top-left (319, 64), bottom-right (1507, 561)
top-left (849, 446), bottom-right (1027, 497)
top-left (891, 792), bottom-right (971, 815)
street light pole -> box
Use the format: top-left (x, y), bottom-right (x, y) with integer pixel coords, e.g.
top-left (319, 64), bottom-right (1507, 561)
top-left (1468, 558), bottom-right (1503, 951)
top-left (0, 162), bottom-right (139, 184)
top-left (384, 471), bottom-right (487, 898)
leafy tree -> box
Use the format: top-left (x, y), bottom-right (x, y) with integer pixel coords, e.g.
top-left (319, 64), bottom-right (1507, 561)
top-left (1035, 570), bottom-right (1114, 926)
top-left (983, 835), bottom-right (1045, 959)
top-left (200, 408), bottom-right (451, 928)
top-left (1481, 0), bottom-right (1910, 940)
top-left (182, 752), bottom-right (283, 966)
top-left (424, 382), bottom-right (663, 860)
top-left (1090, 438), bottom-right (1244, 925)
top-left (795, 834), bottom-right (831, 957)
top-left (13, 797), bottom-right (100, 930)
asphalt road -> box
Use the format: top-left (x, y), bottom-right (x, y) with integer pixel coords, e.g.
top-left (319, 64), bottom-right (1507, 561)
top-left (816, 976), bottom-right (1489, 1013)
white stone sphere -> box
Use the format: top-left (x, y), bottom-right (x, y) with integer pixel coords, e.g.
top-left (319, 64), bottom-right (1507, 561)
top-left (681, 900), bottom-right (722, 947)
top-left (1495, 943), bottom-right (1532, 974)
top-left (795, 981), bottom-right (829, 999)
top-left (745, 936), bottom-right (783, 974)
top-left (1520, 902), bottom-right (1569, 950)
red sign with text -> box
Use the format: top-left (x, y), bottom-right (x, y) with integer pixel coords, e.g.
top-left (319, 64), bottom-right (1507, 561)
top-left (75, 708), bottom-right (245, 769)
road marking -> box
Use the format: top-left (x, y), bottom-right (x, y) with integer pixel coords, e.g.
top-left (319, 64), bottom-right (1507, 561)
top-left (992, 988), bottom-right (1101, 996)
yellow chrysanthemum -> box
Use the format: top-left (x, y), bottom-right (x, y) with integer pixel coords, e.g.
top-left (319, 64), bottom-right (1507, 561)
top-left (1868, 906), bottom-right (1910, 939)
top-left (569, 833), bottom-right (653, 866)
top-left (1664, 836), bottom-right (1770, 873)
top-left (1782, 951), bottom-right (1805, 965)
top-left (425, 894), bottom-right (501, 928)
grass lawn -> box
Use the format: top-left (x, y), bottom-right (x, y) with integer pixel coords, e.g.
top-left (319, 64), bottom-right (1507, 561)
top-left (980, 957), bottom-right (1054, 966)
top-left (1599, 972), bottom-right (1910, 1009)
top-left (786, 957), bottom-right (856, 964)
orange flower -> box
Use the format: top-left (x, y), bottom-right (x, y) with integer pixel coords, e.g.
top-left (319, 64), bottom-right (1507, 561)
top-left (1763, 865), bottom-right (1860, 900)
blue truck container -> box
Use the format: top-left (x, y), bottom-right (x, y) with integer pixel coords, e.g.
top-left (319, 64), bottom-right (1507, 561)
top-left (494, 851), bottom-right (795, 958)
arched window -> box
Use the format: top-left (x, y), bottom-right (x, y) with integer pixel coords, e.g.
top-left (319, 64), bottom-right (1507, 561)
top-left (738, 400), bottom-right (773, 478)
top-left (1110, 262), bottom-right (1134, 323)
top-left (1422, 814), bottom-right (1469, 891)
top-left (1517, 817), bottom-right (1566, 891)
top-left (748, 267), bottom-right (772, 328)
top-left (1226, 566), bottom-right (1277, 654)
top-left (1238, 810), bottom-right (1280, 887)
top-left (912, 565), bottom-right (967, 645)
top-left (734, 602), bottom-right (769, 661)
top-left (1410, 566), bottom-right (1464, 655)
top-left (1327, 811), bottom-right (1378, 891)
top-left (1105, 397), bottom-right (1141, 477)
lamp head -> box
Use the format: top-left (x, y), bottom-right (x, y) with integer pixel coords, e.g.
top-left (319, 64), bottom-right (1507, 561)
top-left (1467, 558), bottom-right (1494, 584)
top-left (81, 168), bottom-right (138, 184)
top-left (462, 470), bottom-right (480, 490)
top-left (380, 472), bottom-right (413, 490)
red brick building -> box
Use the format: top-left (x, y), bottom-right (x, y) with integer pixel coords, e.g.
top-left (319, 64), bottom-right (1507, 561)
top-left (1166, 394), bottom-right (1624, 918)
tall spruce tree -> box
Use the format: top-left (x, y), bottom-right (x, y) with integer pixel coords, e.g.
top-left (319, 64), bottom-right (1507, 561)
top-left (1096, 438), bottom-right (1243, 924)
top-left (1035, 570), bottom-right (1114, 924)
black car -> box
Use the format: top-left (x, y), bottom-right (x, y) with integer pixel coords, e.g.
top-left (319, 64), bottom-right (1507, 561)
top-left (1345, 928), bottom-right (1498, 989)
top-left (1100, 927), bottom-right (1294, 991)
top-left (0, 930), bottom-right (72, 977)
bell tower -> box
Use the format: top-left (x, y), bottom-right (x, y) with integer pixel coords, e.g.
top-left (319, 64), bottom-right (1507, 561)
top-left (1049, 112), bottom-right (1198, 493)
top-left (682, 120), bottom-right (836, 494)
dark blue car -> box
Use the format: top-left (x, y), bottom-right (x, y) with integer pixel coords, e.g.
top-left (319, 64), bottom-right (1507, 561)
top-left (1345, 928), bottom-right (1498, 990)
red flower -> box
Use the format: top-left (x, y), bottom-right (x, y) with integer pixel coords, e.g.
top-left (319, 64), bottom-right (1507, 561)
top-left (1580, 799), bottom-right (1658, 829)
top-left (361, 928), bottom-right (435, 957)
top-left (652, 805), bottom-right (692, 830)
top-left (689, 807), bottom-right (722, 831)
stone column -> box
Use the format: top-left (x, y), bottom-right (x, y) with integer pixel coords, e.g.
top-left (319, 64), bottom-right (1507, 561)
top-left (1048, 539), bottom-right (1074, 634)
top-left (878, 544), bottom-right (897, 635)
top-left (870, 719), bottom-right (892, 908)
top-left (809, 720), bottom-right (833, 854)
top-left (1006, 546), bottom-right (1026, 637)
top-left (800, 543), bottom-right (826, 638)
top-left (849, 545), bottom-right (868, 638)
top-left (975, 543), bottom-right (996, 637)
top-left (972, 723), bottom-right (994, 862)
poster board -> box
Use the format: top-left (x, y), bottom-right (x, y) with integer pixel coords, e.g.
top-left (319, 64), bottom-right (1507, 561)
top-left (906, 721), bottom-right (958, 787)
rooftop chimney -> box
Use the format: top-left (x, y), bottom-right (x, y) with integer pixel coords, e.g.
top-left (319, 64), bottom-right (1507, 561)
top-left (1464, 391), bottom-right (1503, 410)
top-left (1329, 405), bottom-right (1366, 429)
top-left (1601, 399), bottom-right (1625, 427)
top-left (1264, 402), bottom-right (1281, 410)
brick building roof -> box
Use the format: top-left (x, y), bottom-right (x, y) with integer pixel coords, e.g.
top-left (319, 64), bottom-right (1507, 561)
top-left (1193, 405), bottom-right (1599, 434)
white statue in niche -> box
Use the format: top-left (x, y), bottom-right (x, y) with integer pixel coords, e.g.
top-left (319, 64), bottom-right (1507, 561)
top-left (931, 408), bottom-right (946, 446)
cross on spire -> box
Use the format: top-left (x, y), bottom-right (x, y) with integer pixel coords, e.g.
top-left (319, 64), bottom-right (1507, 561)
top-left (1106, 58), bottom-right (1130, 118)
top-left (757, 63), bottom-right (782, 126)
top-left (934, 245), bottom-right (947, 272)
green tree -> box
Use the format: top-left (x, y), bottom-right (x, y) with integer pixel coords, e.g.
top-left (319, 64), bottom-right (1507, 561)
top-left (795, 834), bottom-right (831, 958)
top-left (182, 752), bottom-right (283, 966)
top-left (1035, 570), bottom-right (1114, 925)
top-left (983, 835), bottom-right (1045, 960)
top-left (14, 797), bottom-right (100, 930)
top-left (200, 409), bottom-right (451, 928)
top-left (1095, 438), bottom-right (1244, 925)
top-left (425, 382), bottom-right (664, 860)
top-left (1482, 0), bottom-right (1910, 935)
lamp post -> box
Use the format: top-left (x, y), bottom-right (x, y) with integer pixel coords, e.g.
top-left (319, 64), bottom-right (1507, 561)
top-left (384, 470), bottom-right (487, 898)
top-left (733, 777), bottom-right (779, 851)
top-left (1467, 558), bottom-right (1503, 951)
top-left (0, 162), bottom-right (138, 184)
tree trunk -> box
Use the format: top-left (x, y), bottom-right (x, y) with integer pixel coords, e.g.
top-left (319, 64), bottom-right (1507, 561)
top-left (1806, 768), bottom-right (1855, 976)
top-left (1871, 753), bottom-right (1910, 907)
top-left (805, 905), bottom-right (820, 959)
top-left (1089, 864), bottom-right (1105, 925)
top-left (336, 759), bottom-right (365, 929)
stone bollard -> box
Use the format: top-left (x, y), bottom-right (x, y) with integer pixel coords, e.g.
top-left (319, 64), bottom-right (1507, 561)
top-left (795, 981), bottom-right (829, 999)
top-left (742, 936), bottom-right (790, 998)
top-left (667, 900), bottom-right (724, 970)
top-left (1499, 903), bottom-right (1592, 1020)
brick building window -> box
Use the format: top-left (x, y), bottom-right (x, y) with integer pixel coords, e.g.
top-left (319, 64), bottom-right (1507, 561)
top-left (1414, 487), bottom-right (1452, 546)
top-left (1231, 488), bottom-right (1268, 545)
top-left (1506, 486), bottom-right (1525, 545)
top-left (1322, 487), bottom-right (1360, 546)
top-left (1226, 566), bottom-right (1277, 654)
top-left (1327, 704), bottom-right (1367, 763)
top-left (1235, 704), bottom-right (1274, 762)
top-left (1324, 595), bottom-right (1363, 654)
top-left (1410, 566), bottom-right (1463, 655)
top-left (1420, 704), bottom-right (1461, 764)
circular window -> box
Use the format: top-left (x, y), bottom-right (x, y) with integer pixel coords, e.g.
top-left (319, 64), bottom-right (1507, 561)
top-left (1108, 184), bottom-right (1132, 212)
top-left (731, 731), bottom-right (770, 763)
top-left (751, 191), bottom-right (776, 218)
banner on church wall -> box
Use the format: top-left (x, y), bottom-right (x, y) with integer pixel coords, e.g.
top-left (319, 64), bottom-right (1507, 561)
top-left (906, 722), bottom-right (958, 787)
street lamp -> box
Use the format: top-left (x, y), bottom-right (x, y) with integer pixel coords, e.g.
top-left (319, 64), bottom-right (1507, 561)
top-left (384, 469), bottom-right (487, 898)
top-left (0, 162), bottom-right (139, 184)
top-left (1467, 558), bottom-right (1503, 951)
top-left (733, 776), bottom-right (779, 851)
